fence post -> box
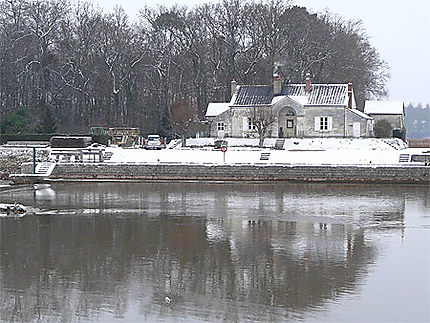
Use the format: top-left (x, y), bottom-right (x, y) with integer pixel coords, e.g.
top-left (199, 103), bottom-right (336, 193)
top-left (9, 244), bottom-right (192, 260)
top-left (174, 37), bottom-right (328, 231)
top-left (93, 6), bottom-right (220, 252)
top-left (33, 147), bottom-right (36, 174)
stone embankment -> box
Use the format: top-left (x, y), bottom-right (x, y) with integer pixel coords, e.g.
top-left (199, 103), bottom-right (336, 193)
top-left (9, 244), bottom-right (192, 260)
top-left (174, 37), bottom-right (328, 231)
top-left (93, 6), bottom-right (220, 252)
top-left (0, 148), bottom-right (48, 180)
top-left (16, 162), bottom-right (430, 185)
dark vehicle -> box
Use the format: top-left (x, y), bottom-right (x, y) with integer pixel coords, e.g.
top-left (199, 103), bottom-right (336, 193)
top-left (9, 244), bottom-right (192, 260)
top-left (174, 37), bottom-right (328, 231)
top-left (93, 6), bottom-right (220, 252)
top-left (214, 139), bottom-right (228, 149)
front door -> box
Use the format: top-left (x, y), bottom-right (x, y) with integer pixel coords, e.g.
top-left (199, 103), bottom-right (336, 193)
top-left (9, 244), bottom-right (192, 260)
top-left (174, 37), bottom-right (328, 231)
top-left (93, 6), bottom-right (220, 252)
top-left (285, 118), bottom-right (296, 137)
top-left (353, 122), bottom-right (360, 137)
top-left (278, 107), bottom-right (297, 138)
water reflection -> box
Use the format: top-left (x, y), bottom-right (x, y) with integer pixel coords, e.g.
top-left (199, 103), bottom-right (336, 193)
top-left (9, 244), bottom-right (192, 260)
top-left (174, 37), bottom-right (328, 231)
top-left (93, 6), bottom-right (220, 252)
top-left (0, 183), bottom-right (426, 322)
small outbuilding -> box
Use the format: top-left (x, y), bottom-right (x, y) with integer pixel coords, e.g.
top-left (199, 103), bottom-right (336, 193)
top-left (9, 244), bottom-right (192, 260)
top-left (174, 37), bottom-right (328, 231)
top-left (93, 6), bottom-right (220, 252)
top-left (364, 101), bottom-right (405, 132)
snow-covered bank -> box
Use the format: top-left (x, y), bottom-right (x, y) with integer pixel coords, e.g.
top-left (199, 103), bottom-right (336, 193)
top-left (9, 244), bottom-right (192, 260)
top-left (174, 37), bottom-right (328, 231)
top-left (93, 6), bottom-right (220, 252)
top-left (186, 137), bottom-right (408, 150)
top-left (105, 138), bottom-right (420, 166)
top-left (0, 147), bottom-right (49, 179)
top-left (9, 138), bottom-right (429, 184)
top-left (2, 138), bottom-right (427, 179)
top-left (106, 147), bottom-right (425, 166)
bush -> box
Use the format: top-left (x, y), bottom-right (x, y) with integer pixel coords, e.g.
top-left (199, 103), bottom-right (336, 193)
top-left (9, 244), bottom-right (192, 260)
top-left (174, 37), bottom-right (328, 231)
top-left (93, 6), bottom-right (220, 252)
top-left (374, 120), bottom-right (392, 138)
top-left (0, 107), bottom-right (31, 134)
top-left (35, 105), bottom-right (58, 134)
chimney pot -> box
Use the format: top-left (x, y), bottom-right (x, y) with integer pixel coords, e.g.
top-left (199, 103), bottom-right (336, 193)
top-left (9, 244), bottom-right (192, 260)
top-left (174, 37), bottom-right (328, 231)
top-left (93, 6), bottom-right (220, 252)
top-left (305, 72), bottom-right (311, 93)
top-left (231, 78), bottom-right (237, 97)
top-left (347, 81), bottom-right (353, 109)
top-left (273, 74), bottom-right (282, 95)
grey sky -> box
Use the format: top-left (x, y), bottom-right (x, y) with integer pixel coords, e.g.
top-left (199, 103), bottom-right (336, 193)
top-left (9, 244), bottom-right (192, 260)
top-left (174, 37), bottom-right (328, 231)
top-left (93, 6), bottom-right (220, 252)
top-left (86, 0), bottom-right (430, 105)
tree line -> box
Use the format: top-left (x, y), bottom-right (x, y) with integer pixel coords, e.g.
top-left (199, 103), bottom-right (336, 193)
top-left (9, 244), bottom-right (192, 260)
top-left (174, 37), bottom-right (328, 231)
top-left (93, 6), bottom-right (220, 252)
top-left (405, 103), bottom-right (430, 139)
top-left (0, 0), bottom-right (389, 137)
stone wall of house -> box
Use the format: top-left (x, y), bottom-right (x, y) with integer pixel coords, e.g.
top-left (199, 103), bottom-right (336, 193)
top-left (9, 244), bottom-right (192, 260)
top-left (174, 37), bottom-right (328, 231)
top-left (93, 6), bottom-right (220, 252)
top-left (302, 106), bottom-right (346, 137)
top-left (209, 100), bottom-right (371, 139)
top-left (209, 111), bottom-right (232, 138)
top-left (273, 98), bottom-right (306, 138)
top-left (346, 110), bottom-right (372, 137)
top-left (231, 108), bottom-right (248, 137)
top-left (18, 162), bottom-right (429, 184)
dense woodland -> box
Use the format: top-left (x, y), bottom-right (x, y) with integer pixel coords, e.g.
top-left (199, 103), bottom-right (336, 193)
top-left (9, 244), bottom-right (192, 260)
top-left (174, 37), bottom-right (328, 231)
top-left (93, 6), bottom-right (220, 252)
top-left (0, 0), bottom-right (390, 136)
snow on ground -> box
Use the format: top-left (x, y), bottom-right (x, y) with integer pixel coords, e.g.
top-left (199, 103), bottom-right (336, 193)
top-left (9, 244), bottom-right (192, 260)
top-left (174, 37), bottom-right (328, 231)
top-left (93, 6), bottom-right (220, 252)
top-left (105, 138), bottom-right (424, 166)
top-left (186, 137), bottom-right (408, 150)
top-left (0, 147), bottom-right (50, 159)
top-left (106, 146), bottom-right (424, 166)
top-left (1, 138), bottom-right (426, 168)
top-left (0, 147), bottom-right (50, 178)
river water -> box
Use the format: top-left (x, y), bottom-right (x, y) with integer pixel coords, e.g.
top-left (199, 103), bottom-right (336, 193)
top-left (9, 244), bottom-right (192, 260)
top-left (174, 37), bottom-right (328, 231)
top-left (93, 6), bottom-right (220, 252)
top-left (0, 182), bottom-right (429, 322)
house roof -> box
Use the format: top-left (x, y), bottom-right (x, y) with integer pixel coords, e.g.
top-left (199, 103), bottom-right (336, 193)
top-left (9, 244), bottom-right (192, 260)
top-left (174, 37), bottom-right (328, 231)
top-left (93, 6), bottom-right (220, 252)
top-left (349, 108), bottom-right (373, 120)
top-left (364, 101), bottom-right (404, 115)
top-left (287, 84), bottom-right (348, 106)
top-left (206, 102), bottom-right (230, 117)
top-left (232, 84), bottom-right (349, 106)
top-left (234, 85), bottom-right (273, 106)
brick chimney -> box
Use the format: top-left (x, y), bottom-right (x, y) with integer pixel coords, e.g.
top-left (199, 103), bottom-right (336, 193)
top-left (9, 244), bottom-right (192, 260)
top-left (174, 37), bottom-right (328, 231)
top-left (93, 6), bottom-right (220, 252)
top-left (305, 72), bottom-right (311, 93)
top-left (273, 74), bottom-right (282, 95)
top-left (231, 78), bottom-right (237, 97)
top-left (347, 81), bottom-right (353, 109)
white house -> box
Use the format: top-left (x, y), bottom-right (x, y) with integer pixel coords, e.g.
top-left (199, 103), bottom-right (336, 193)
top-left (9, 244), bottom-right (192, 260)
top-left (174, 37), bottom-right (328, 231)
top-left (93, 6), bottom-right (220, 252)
top-left (206, 74), bottom-right (373, 139)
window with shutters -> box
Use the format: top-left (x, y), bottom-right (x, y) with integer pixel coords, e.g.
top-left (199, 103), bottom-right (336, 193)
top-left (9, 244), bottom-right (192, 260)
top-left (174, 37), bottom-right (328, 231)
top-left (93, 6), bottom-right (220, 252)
top-left (315, 116), bottom-right (332, 132)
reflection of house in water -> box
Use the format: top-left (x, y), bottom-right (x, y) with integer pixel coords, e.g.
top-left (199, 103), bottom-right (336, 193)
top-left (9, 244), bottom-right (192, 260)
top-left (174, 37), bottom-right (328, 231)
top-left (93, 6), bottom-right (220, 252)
top-left (207, 219), bottom-right (369, 311)
top-left (203, 186), bottom-right (406, 311)
top-left (0, 182), bottom-right (409, 322)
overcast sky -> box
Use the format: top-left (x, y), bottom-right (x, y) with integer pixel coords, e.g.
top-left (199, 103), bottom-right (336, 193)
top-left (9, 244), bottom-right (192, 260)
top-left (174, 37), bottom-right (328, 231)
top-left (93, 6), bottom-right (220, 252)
top-left (86, 0), bottom-right (430, 105)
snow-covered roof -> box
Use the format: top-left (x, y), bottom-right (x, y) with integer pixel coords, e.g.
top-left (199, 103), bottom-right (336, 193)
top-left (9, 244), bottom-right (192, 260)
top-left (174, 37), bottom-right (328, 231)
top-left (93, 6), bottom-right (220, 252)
top-left (206, 103), bottom-right (230, 117)
top-left (287, 84), bottom-right (349, 106)
top-left (364, 101), bottom-right (404, 115)
top-left (286, 95), bottom-right (308, 105)
top-left (231, 84), bottom-right (351, 107)
top-left (271, 95), bottom-right (288, 105)
top-left (349, 109), bottom-right (372, 120)
top-left (234, 85), bottom-right (273, 106)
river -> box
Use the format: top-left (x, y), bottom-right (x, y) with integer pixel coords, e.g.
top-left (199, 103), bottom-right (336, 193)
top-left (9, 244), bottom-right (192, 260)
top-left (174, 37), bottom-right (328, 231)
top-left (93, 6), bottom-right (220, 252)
top-left (0, 182), bottom-right (429, 322)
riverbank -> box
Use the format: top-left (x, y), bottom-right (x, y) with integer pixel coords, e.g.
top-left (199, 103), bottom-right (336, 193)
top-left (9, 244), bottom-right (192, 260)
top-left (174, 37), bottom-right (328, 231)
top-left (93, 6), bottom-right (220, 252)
top-left (30, 163), bottom-right (430, 185)
top-left (5, 138), bottom-right (430, 184)
top-left (0, 147), bottom-right (49, 179)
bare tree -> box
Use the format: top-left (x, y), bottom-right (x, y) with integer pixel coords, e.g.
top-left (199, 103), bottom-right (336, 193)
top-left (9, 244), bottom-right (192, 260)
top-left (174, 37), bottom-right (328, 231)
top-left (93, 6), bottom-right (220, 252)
top-left (170, 99), bottom-right (199, 147)
top-left (0, 0), bottom-right (390, 134)
top-left (247, 106), bottom-right (277, 147)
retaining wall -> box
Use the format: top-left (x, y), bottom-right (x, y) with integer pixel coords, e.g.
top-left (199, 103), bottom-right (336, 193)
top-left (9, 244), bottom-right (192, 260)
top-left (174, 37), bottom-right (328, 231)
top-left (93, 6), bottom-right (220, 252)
top-left (19, 162), bottom-right (430, 184)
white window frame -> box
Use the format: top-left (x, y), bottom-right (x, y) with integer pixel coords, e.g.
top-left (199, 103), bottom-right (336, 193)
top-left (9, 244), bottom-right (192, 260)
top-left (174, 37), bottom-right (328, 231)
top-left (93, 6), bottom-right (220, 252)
top-left (248, 120), bottom-right (257, 131)
top-left (217, 122), bottom-right (225, 131)
top-left (315, 116), bottom-right (333, 132)
top-left (320, 116), bottom-right (328, 130)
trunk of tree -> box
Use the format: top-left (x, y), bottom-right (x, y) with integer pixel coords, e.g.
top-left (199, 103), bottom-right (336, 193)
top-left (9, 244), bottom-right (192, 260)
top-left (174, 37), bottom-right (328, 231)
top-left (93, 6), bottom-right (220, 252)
top-left (259, 135), bottom-right (264, 148)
